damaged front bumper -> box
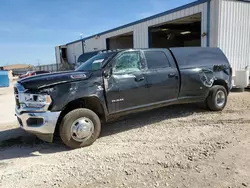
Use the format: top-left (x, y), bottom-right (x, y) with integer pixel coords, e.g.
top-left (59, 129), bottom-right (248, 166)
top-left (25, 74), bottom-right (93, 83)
top-left (14, 82), bottom-right (61, 142)
top-left (15, 109), bottom-right (61, 142)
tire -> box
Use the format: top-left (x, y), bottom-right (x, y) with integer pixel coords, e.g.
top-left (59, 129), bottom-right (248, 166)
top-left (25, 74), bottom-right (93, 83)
top-left (206, 85), bottom-right (228, 111)
top-left (59, 108), bottom-right (101, 149)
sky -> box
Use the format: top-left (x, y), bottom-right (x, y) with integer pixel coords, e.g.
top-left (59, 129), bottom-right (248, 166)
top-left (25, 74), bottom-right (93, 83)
top-left (0, 0), bottom-right (194, 66)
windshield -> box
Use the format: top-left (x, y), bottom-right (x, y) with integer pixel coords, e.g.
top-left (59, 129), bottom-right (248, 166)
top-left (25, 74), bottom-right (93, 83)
top-left (76, 52), bottom-right (117, 71)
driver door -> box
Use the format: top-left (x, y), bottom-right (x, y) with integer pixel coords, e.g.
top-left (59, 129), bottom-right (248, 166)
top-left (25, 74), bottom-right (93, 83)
top-left (104, 51), bottom-right (148, 114)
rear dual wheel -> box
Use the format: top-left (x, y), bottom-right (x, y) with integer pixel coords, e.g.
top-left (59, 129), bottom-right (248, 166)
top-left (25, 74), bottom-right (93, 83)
top-left (206, 85), bottom-right (228, 111)
top-left (59, 108), bottom-right (101, 149)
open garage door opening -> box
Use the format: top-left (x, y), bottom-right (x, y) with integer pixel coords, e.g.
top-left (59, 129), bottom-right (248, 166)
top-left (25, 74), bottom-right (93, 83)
top-left (149, 13), bottom-right (201, 48)
top-left (106, 32), bottom-right (133, 50)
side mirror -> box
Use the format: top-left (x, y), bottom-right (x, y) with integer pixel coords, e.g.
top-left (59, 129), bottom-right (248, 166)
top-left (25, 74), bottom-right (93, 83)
top-left (103, 69), bottom-right (111, 78)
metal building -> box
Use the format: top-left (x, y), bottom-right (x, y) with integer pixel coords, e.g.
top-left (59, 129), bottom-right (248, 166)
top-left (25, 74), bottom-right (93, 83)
top-left (55, 0), bottom-right (250, 76)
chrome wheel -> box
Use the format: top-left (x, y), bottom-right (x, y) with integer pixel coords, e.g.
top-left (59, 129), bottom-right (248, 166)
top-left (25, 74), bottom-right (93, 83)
top-left (70, 117), bottom-right (94, 142)
top-left (215, 90), bottom-right (226, 107)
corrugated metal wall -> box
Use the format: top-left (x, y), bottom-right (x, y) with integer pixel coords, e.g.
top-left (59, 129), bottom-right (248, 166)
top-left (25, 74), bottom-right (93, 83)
top-left (64, 1), bottom-right (208, 64)
top-left (83, 2), bottom-right (208, 52)
top-left (55, 46), bottom-right (61, 64)
top-left (66, 41), bottom-right (83, 64)
top-left (84, 25), bottom-right (134, 52)
top-left (209, 0), bottom-right (220, 48)
top-left (217, 0), bottom-right (250, 73)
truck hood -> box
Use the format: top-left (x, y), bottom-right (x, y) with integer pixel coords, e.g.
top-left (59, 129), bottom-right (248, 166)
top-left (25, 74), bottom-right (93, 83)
top-left (18, 71), bottom-right (92, 90)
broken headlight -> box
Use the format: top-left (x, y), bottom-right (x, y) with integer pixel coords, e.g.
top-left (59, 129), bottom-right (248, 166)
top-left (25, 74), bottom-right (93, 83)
top-left (20, 93), bottom-right (52, 108)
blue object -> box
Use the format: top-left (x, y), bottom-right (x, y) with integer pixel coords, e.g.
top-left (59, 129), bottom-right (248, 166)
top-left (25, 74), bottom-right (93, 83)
top-left (0, 71), bottom-right (9, 87)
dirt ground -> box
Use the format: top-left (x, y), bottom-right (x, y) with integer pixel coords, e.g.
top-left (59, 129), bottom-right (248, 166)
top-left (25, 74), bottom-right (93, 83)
top-left (0, 90), bottom-right (250, 188)
top-left (0, 83), bottom-right (16, 124)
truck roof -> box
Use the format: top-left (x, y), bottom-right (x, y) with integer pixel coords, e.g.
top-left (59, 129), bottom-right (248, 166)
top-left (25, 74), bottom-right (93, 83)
top-left (169, 47), bottom-right (229, 68)
top-left (101, 47), bottom-right (222, 52)
top-left (79, 47), bottom-right (229, 69)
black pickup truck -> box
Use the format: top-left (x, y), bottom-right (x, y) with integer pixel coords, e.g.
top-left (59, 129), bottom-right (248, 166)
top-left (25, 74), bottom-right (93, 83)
top-left (15, 47), bottom-right (232, 148)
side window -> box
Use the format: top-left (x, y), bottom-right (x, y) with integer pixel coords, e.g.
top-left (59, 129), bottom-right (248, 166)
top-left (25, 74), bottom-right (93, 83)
top-left (113, 52), bottom-right (141, 74)
top-left (144, 51), bottom-right (171, 69)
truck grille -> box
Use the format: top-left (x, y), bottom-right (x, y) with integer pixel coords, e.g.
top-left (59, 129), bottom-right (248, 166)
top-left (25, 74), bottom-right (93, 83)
top-left (14, 86), bottom-right (20, 109)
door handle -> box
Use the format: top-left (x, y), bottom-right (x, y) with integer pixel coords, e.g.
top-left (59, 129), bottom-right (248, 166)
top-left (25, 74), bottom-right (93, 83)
top-left (134, 76), bottom-right (145, 82)
top-left (168, 73), bottom-right (176, 78)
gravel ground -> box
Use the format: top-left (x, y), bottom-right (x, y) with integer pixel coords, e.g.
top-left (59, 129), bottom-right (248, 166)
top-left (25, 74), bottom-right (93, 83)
top-left (0, 92), bottom-right (250, 188)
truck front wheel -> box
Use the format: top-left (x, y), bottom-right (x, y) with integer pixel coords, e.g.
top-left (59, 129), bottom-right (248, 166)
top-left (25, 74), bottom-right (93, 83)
top-left (59, 108), bottom-right (101, 149)
top-left (206, 85), bottom-right (228, 111)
